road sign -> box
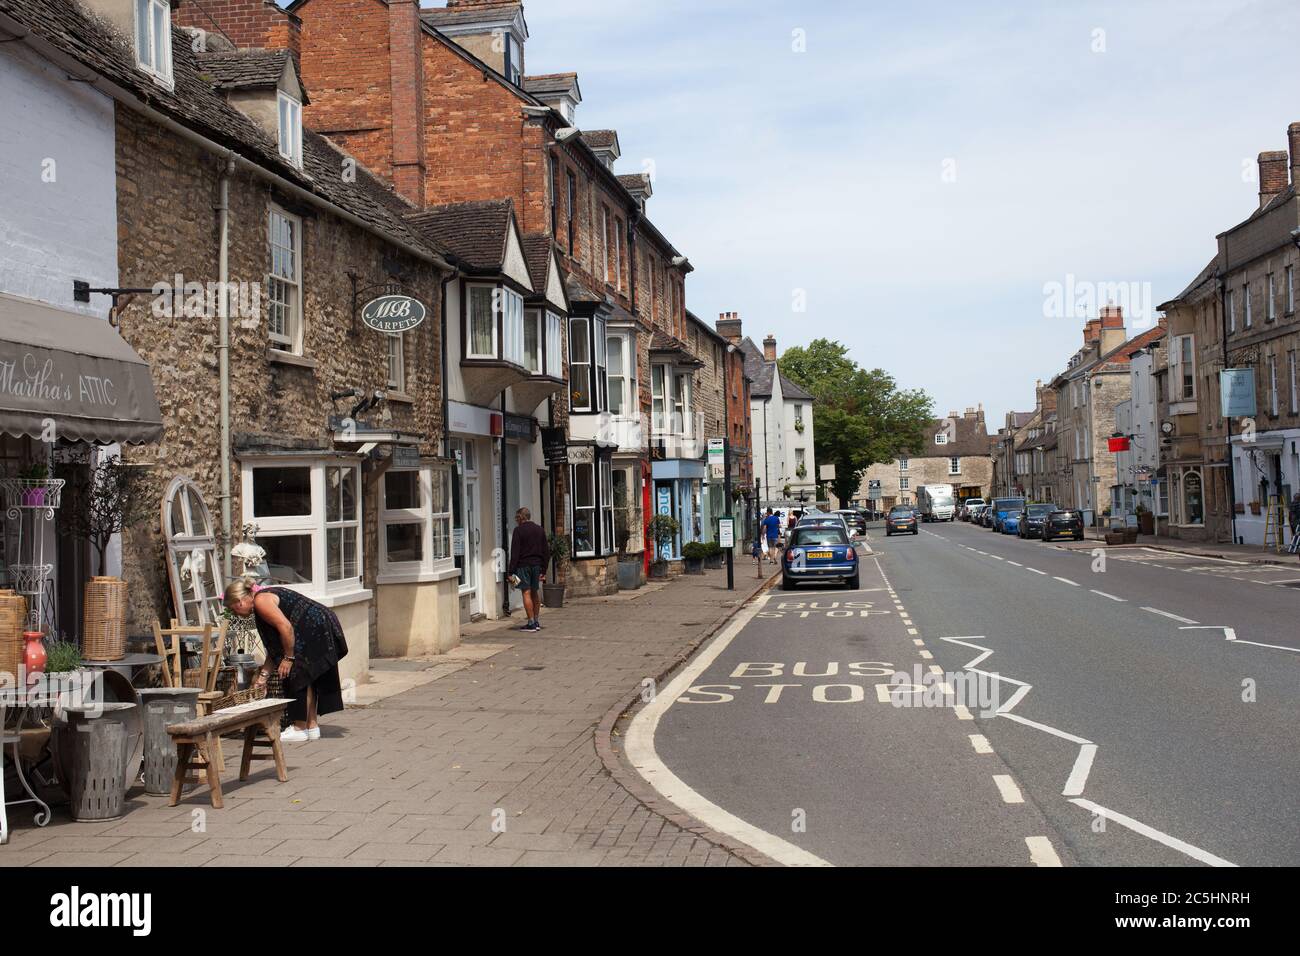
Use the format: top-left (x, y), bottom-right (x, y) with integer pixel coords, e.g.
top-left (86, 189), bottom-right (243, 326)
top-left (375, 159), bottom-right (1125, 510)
top-left (708, 438), bottom-right (725, 478)
top-left (718, 518), bottom-right (735, 548)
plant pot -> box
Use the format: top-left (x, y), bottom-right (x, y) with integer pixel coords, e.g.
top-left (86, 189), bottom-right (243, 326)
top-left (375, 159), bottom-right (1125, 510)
top-left (1249, 502), bottom-right (1262, 515)
top-left (1234, 503), bottom-right (1245, 514)
top-left (22, 488), bottom-right (45, 507)
top-left (704, 554), bottom-right (724, 570)
top-left (83, 576), bottom-right (128, 661)
top-left (1104, 531), bottom-right (1125, 545)
top-left (616, 557), bottom-right (643, 590)
top-left (1123, 528), bottom-right (1139, 544)
top-left (1138, 512), bottom-right (1155, 535)
top-left (683, 557), bottom-right (704, 574)
top-left (542, 584), bottom-right (566, 609)
top-left (23, 631), bottom-right (46, 683)
top-left (649, 560), bottom-right (670, 580)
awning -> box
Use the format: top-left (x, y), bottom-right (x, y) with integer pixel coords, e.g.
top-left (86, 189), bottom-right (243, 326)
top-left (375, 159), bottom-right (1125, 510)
top-left (0, 293), bottom-right (163, 444)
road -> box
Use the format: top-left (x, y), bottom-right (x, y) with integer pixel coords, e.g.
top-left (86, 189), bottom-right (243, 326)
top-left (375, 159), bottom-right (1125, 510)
top-left (629, 519), bottom-right (1300, 866)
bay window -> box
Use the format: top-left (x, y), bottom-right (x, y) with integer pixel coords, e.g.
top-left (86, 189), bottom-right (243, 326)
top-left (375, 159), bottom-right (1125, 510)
top-left (572, 461), bottom-right (596, 556)
top-left (652, 365), bottom-right (667, 431)
top-left (524, 309), bottom-right (542, 373)
top-left (467, 284), bottom-right (524, 366)
top-left (501, 287), bottom-right (524, 366)
top-left (379, 465), bottom-right (454, 580)
top-left (607, 333), bottom-right (637, 416)
top-left (570, 317), bottom-right (591, 410)
top-left (467, 285), bottom-right (496, 358)
top-left (673, 371), bottom-right (692, 436)
top-left (594, 316), bottom-right (608, 411)
top-left (545, 312), bottom-right (563, 378)
top-left (243, 460), bottom-right (365, 597)
top-left (1171, 334), bottom-right (1195, 401)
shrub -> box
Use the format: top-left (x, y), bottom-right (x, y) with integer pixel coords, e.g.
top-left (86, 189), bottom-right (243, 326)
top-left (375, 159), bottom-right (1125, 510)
top-left (681, 541), bottom-right (710, 560)
top-left (44, 639), bottom-right (83, 674)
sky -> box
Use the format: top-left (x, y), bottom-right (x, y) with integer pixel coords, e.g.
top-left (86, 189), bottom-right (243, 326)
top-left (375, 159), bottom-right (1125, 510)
top-left (501, 0), bottom-right (1300, 426)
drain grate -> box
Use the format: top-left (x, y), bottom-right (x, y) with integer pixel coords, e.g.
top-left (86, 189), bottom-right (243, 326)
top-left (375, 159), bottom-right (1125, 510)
top-left (522, 665), bottom-right (545, 671)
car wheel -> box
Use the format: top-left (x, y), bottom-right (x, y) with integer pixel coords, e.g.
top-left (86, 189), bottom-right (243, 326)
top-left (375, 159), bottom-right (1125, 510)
top-left (846, 573), bottom-right (860, 590)
top-left (1075, 532), bottom-right (1084, 541)
top-left (782, 575), bottom-right (795, 590)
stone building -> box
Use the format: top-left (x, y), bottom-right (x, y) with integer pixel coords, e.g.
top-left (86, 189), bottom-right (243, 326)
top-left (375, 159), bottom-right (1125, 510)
top-left (5, 0), bottom-right (467, 686)
top-left (740, 334), bottom-right (817, 508)
top-left (854, 409), bottom-right (993, 510)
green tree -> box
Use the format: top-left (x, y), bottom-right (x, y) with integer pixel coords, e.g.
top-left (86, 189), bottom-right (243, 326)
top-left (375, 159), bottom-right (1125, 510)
top-left (780, 340), bottom-right (933, 506)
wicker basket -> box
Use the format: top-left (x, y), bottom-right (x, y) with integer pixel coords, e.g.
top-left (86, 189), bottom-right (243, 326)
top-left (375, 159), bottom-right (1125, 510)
top-left (83, 576), bottom-right (128, 661)
top-left (0, 590), bottom-right (28, 681)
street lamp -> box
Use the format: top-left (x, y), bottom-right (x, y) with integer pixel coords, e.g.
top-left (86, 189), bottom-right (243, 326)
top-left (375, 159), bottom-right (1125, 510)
top-left (723, 342), bottom-right (736, 590)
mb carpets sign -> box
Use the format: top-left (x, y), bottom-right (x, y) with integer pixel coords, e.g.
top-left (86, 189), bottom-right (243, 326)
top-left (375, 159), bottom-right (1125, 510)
top-left (360, 295), bottom-right (427, 333)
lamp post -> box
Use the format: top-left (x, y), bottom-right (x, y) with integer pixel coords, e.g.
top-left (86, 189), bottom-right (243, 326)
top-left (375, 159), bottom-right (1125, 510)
top-left (724, 343), bottom-right (736, 591)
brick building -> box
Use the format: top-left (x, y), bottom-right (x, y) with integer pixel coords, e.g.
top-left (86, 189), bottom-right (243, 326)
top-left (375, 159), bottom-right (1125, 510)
top-left (853, 409), bottom-right (993, 510)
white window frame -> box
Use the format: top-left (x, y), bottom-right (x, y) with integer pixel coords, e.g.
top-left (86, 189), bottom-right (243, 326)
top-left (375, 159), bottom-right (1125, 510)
top-left (1290, 349), bottom-right (1298, 415)
top-left (501, 287), bottom-right (525, 367)
top-left (466, 284), bottom-right (498, 360)
top-left (651, 364), bottom-right (667, 432)
top-left (949, 456), bottom-right (961, 475)
top-left (378, 465), bottom-right (455, 582)
top-left (1268, 272), bottom-right (1277, 320)
top-left (1243, 282), bottom-right (1252, 328)
top-left (241, 459), bottom-right (366, 600)
top-left (934, 432), bottom-right (948, 445)
top-left (899, 476), bottom-right (909, 491)
top-left (600, 458), bottom-right (615, 557)
top-left (135, 0), bottom-right (174, 86)
top-left (545, 312), bottom-right (563, 378)
top-left (1171, 334), bottom-right (1195, 401)
top-left (899, 457), bottom-right (909, 472)
top-left (387, 333), bottom-right (405, 392)
top-left (571, 461), bottom-right (597, 558)
top-left (570, 316), bottom-right (592, 411)
top-left (673, 370), bottom-right (693, 436)
top-left (267, 206), bottom-right (302, 353)
top-left (1269, 353), bottom-right (1279, 416)
top-left (524, 308), bottom-right (543, 374)
top-left (594, 316), bottom-right (609, 412)
top-left (607, 331), bottom-right (637, 417)
top-left (277, 91), bottom-right (303, 169)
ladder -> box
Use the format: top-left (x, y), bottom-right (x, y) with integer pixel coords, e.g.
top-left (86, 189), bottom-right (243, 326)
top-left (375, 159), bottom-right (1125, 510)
top-left (1263, 495), bottom-right (1287, 552)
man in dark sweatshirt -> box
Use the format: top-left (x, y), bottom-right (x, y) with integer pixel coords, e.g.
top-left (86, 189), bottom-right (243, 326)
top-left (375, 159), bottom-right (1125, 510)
top-left (508, 507), bottom-right (548, 631)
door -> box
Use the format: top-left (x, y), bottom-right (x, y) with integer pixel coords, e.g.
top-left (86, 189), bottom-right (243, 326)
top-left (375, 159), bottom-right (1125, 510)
top-left (453, 439), bottom-right (482, 617)
top-left (464, 477), bottom-right (481, 615)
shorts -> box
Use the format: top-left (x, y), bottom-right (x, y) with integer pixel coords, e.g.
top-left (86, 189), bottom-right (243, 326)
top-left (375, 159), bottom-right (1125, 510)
top-left (514, 564), bottom-right (542, 591)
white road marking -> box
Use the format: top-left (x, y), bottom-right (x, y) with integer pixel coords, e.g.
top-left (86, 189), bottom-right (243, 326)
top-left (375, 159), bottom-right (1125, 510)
top-left (1069, 799), bottom-right (1237, 868)
top-left (952, 705), bottom-right (974, 720)
top-left (927, 664), bottom-right (944, 675)
top-left (919, 650), bottom-right (933, 659)
top-left (1027, 568), bottom-right (1047, 575)
top-left (1181, 625), bottom-right (1300, 654)
top-left (1053, 576), bottom-right (1079, 586)
top-left (1007, 560), bottom-right (1023, 567)
top-left (912, 638), bottom-right (925, 646)
top-left (1025, 836), bottom-right (1063, 867)
top-left (625, 593), bottom-right (831, 867)
top-left (988, 555), bottom-right (1004, 561)
top-left (1089, 589), bottom-right (1126, 602)
top-left (1141, 606), bottom-right (1199, 625)
top-left (901, 617), bottom-right (913, 625)
top-left (1062, 743), bottom-right (1098, 796)
top-left (993, 774), bottom-right (1024, 804)
top-left (907, 627), bottom-right (918, 635)
top-left (969, 734), bottom-right (994, 754)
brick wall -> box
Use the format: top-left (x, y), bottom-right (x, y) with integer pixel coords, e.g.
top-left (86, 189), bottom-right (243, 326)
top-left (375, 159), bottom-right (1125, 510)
top-left (173, 0), bottom-right (301, 58)
top-left (113, 106), bottom-right (444, 649)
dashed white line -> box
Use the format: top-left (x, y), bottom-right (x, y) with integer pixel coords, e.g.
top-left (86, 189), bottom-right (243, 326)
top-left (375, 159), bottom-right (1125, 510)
top-left (912, 638), bottom-right (925, 646)
top-left (1025, 836), bottom-right (1063, 867)
top-left (993, 774), bottom-right (1025, 804)
top-left (1069, 799), bottom-right (1236, 867)
top-left (1006, 560), bottom-right (1023, 567)
top-left (907, 627), bottom-right (918, 635)
top-left (1026, 568), bottom-right (1047, 575)
top-left (1062, 743), bottom-right (1098, 797)
top-left (927, 664), bottom-right (944, 676)
top-left (1089, 589), bottom-right (1126, 602)
top-left (918, 650), bottom-right (933, 659)
top-left (1141, 606), bottom-right (1199, 625)
top-left (969, 734), bottom-right (993, 754)
top-left (952, 705), bottom-right (974, 720)
top-left (1053, 576), bottom-right (1079, 586)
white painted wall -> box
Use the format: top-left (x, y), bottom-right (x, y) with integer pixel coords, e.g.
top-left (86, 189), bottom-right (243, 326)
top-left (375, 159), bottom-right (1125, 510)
top-left (0, 42), bottom-right (118, 314)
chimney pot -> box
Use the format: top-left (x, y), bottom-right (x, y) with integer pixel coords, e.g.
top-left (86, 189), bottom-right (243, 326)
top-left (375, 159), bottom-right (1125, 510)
top-left (716, 312), bottom-right (743, 343)
top-left (1258, 149), bottom-right (1289, 208)
top-left (763, 334), bottom-right (777, 362)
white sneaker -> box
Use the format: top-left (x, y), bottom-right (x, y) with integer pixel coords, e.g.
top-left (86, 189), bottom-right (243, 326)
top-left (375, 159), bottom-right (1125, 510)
top-left (279, 726), bottom-right (310, 742)
top-left (306, 726), bottom-right (321, 740)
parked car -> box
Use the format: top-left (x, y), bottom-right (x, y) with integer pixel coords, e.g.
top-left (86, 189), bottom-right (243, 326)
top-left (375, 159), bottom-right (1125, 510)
top-left (1017, 503), bottom-right (1056, 539)
top-left (836, 509), bottom-right (867, 534)
top-left (798, 514), bottom-right (853, 538)
top-left (782, 525), bottom-right (860, 590)
top-left (1041, 507), bottom-right (1085, 542)
top-left (962, 499), bottom-right (986, 522)
top-left (885, 505), bottom-right (919, 536)
top-left (989, 497), bottom-right (1026, 533)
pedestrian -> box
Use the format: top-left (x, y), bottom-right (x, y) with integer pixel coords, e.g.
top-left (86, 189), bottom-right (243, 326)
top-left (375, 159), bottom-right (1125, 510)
top-left (761, 508), bottom-right (783, 563)
top-left (750, 534), bottom-right (763, 577)
top-left (223, 578), bottom-right (347, 743)
top-left (508, 506), bottom-right (548, 631)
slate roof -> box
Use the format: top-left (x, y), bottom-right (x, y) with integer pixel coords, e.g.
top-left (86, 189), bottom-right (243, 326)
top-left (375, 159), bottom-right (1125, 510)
top-left (780, 373), bottom-right (814, 401)
top-left (564, 272), bottom-right (603, 305)
top-left (520, 234), bottom-right (554, 299)
top-left (523, 73), bottom-right (578, 96)
top-left (1, 0), bottom-right (439, 259)
top-left (649, 330), bottom-right (703, 367)
top-left (581, 130), bottom-right (618, 150)
top-left (1158, 255), bottom-right (1218, 310)
top-left (420, 3), bottom-right (523, 28)
top-left (618, 173), bottom-right (651, 193)
top-left (737, 336), bottom-right (814, 401)
top-left (1096, 325), bottom-right (1167, 372)
top-left (195, 49), bottom-right (307, 101)
top-left (920, 416), bottom-right (992, 460)
top-left (1009, 410), bottom-right (1034, 428)
top-left (405, 200), bottom-right (514, 274)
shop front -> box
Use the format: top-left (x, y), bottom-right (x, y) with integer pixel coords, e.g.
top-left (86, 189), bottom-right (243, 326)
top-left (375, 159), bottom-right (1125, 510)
top-left (651, 457), bottom-right (706, 560)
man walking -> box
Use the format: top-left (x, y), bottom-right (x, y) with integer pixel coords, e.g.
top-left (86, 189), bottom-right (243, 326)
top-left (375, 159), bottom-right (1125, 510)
top-left (508, 507), bottom-right (548, 631)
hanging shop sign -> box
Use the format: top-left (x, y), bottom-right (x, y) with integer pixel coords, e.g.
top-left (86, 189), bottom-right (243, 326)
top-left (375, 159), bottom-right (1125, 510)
top-left (541, 426), bottom-right (568, 465)
top-left (1219, 368), bottom-right (1257, 418)
top-left (360, 295), bottom-right (427, 333)
top-left (568, 445), bottom-right (595, 466)
top-left (1107, 436), bottom-right (1131, 453)
top-left (503, 414), bottom-right (534, 442)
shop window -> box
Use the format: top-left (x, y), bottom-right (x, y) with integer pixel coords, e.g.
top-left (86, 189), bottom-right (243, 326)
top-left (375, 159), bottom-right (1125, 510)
top-left (572, 462), bottom-right (596, 557)
top-left (242, 460), bottom-right (364, 596)
top-left (135, 0), bottom-right (173, 86)
top-left (267, 207), bottom-right (302, 352)
top-left (1181, 470), bottom-right (1204, 525)
top-left (380, 465), bottom-right (454, 579)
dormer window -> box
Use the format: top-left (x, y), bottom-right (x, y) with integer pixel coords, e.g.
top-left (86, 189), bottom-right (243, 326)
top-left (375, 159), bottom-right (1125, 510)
top-left (135, 0), bottom-right (173, 85)
top-left (503, 34), bottom-right (522, 85)
top-left (935, 432), bottom-right (949, 445)
top-left (278, 92), bottom-right (303, 168)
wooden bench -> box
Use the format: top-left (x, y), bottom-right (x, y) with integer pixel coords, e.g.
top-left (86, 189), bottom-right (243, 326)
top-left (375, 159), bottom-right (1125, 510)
top-left (166, 698), bottom-right (293, 809)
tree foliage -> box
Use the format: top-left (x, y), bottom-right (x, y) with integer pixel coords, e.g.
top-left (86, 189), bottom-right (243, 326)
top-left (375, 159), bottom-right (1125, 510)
top-left (779, 340), bottom-right (933, 506)
top-left (61, 455), bottom-right (154, 574)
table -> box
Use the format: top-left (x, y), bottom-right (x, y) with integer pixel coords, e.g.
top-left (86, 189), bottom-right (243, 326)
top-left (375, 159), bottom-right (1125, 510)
top-left (0, 691), bottom-right (57, 845)
top-left (82, 652), bottom-right (163, 685)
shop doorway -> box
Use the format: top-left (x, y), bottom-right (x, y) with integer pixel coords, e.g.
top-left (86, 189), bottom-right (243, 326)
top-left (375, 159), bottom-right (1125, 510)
top-left (453, 439), bottom-right (482, 618)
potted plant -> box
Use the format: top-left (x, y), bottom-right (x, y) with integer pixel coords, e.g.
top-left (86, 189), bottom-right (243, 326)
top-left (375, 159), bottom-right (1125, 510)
top-left (543, 533), bottom-right (569, 608)
top-left (1234, 502), bottom-right (1246, 514)
top-left (647, 513), bottom-right (680, 579)
top-left (796, 463), bottom-right (807, 480)
top-left (613, 485), bottom-right (642, 590)
top-left (20, 461), bottom-right (49, 507)
top-left (681, 541), bottom-right (708, 574)
top-left (794, 419), bottom-right (804, 434)
top-left (704, 540), bottom-right (724, 570)
top-left (1249, 500), bottom-right (1262, 515)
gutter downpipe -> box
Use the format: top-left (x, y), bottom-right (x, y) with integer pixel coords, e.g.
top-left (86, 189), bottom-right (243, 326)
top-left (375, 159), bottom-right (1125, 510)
top-left (218, 156), bottom-right (235, 575)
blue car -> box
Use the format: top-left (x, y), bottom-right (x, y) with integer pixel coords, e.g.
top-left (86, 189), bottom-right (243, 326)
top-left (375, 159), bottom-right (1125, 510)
top-left (782, 526), bottom-right (860, 590)
top-left (989, 497), bottom-right (1026, 533)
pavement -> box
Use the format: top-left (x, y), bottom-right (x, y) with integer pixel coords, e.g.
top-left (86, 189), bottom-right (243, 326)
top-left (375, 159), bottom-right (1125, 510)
top-left (638, 520), bottom-right (1300, 866)
top-left (0, 562), bottom-right (775, 867)
top-left (1070, 525), bottom-right (1299, 567)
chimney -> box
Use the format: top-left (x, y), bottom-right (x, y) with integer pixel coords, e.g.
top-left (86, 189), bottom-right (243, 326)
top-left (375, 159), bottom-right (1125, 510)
top-left (172, 0), bottom-right (302, 60)
top-left (763, 334), bottom-right (777, 362)
top-left (1289, 123), bottom-right (1300, 188)
top-left (387, 0), bottom-right (426, 204)
top-left (716, 311), bottom-right (742, 344)
top-left (1083, 319), bottom-right (1101, 347)
top-left (1099, 304), bottom-right (1126, 354)
top-left (1259, 150), bottom-right (1288, 208)
top-left (964, 406), bottom-right (976, 419)
top-left (948, 410), bottom-right (959, 419)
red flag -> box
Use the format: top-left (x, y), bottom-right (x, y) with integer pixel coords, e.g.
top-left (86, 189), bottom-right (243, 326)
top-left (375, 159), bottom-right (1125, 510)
top-left (1108, 436), bottom-right (1130, 452)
